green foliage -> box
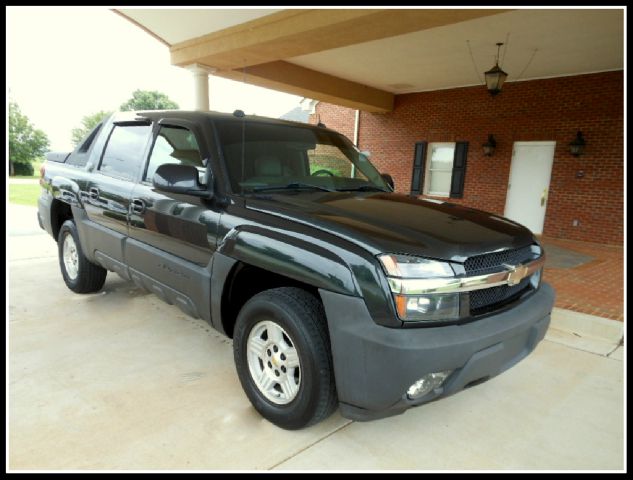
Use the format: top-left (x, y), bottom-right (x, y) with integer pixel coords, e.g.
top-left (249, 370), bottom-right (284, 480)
top-left (8, 102), bottom-right (50, 175)
top-left (71, 110), bottom-right (112, 147)
top-left (120, 89), bottom-right (179, 112)
top-left (13, 162), bottom-right (34, 176)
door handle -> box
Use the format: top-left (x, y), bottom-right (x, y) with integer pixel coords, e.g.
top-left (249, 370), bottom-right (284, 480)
top-left (89, 187), bottom-right (100, 201)
top-left (541, 189), bottom-right (548, 206)
top-left (131, 198), bottom-right (146, 214)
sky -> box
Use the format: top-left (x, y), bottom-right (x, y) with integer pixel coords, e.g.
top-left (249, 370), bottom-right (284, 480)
top-left (6, 7), bottom-right (303, 151)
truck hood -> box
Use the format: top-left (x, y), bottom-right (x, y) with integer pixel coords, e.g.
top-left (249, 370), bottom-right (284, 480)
top-left (245, 192), bottom-right (535, 262)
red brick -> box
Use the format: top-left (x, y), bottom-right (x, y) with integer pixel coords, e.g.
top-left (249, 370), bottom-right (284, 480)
top-left (311, 71), bottom-right (624, 245)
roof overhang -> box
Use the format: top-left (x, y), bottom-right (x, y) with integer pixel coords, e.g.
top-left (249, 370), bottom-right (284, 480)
top-left (116, 8), bottom-right (624, 113)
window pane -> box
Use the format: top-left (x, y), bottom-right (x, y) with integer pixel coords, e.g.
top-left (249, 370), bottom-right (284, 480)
top-left (429, 145), bottom-right (455, 170)
top-left (100, 125), bottom-right (151, 181)
top-left (429, 170), bottom-right (452, 195)
top-left (307, 144), bottom-right (368, 180)
top-left (424, 142), bottom-right (455, 196)
top-left (145, 126), bottom-right (203, 182)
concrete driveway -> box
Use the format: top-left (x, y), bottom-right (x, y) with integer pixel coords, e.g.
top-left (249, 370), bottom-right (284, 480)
top-left (8, 204), bottom-right (624, 471)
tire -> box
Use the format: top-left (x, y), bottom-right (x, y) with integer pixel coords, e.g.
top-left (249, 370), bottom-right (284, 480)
top-left (233, 287), bottom-right (338, 430)
top-left (58, 219), bottom-right (107, 293)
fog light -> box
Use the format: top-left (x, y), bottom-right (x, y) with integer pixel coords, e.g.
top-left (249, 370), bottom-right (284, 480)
top-left (406, 370), bottom-right (452, 399)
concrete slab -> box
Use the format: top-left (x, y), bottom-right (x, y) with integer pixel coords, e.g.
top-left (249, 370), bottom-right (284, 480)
top-left (608, 346), bottom-right (624, 361)
top-left (545, 308), bottom-right (624, 356)
top-left (276, 340), bottom-right (624, 470)
top-left (9, 258), bottom-right (351, 470)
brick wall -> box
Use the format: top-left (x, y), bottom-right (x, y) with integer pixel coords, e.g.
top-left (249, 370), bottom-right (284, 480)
top-left (310, 71), bottom-right (623, 245)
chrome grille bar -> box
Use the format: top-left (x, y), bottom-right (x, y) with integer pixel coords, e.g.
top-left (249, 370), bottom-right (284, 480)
top-left (387, 255), bottom-right (545, 295)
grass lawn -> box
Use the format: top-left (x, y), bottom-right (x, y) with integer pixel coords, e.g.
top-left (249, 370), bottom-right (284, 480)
top-left (9, 183), bottom-right (42, 207)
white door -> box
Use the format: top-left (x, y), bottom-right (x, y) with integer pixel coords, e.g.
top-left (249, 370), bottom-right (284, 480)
top-left (504, 141), bottom-right (556, 234)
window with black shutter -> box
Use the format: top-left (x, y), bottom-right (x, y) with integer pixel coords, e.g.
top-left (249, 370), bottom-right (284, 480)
top-left (410, 141), bottom-right (468, 198)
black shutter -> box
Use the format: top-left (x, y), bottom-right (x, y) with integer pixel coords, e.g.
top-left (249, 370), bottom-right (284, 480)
top-left (449, 141), bottom-right (469, 198)
top-left (410, 141), bottom-right (427, 196)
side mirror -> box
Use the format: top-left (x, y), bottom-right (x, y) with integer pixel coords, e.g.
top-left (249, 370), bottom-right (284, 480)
top-left (381, 173), bottom-right (395, 191)
top-left (153, 164), bottom-right (211, 198)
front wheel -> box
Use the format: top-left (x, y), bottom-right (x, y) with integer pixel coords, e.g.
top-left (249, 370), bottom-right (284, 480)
top-left (58, 220), bottom-right (107, 293)
top-left (233, 287), bottom-right (337, 429)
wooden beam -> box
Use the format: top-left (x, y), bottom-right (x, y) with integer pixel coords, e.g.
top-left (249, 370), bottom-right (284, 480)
top-left (215, 61), bottom-right (394, 113)
top-left (170, 9), bottom-right (511, 70)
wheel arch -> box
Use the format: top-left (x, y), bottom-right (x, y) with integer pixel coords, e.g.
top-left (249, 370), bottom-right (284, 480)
top-left (50, 199), bottom-right (74, 242)
top-left (212, 226), bottom-right (359, 338)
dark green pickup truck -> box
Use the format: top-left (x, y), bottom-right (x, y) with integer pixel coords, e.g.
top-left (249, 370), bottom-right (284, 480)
top-left (38, 110), bottom-right (554, 429)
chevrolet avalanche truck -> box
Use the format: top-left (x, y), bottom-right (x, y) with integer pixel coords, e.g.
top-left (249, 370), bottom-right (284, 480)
top-left (38, 110), bottom-right (554, 429)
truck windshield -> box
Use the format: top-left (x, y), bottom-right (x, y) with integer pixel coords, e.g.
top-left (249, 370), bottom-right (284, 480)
top-left (214, 120), bottom-right (390, 194)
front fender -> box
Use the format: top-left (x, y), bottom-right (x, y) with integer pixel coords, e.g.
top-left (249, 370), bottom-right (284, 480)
top-left (218, 225), bottom-right (359, 296)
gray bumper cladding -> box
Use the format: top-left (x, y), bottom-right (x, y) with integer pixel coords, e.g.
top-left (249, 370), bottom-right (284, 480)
top-left (320, 283), bottom-right (555, 421)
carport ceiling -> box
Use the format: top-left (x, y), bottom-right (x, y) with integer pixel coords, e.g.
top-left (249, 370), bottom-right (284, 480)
top-left (117, 8), bottom-right (623, 112)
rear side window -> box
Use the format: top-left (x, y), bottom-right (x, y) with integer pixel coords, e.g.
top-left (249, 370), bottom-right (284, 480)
top-left (144, 125), bottom-right (204, 182)
top-left (67, 123), bottom-right (104, 167)
top-left (99, 124), bottom-right (151, 181)
top-left (79, 122), bottom-right (103, 153)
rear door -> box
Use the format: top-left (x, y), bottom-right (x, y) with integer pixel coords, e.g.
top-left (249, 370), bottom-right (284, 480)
top-left (83, 121), bottom-right (152, 264)
top-left (126, 119), bottom-right (220, 320)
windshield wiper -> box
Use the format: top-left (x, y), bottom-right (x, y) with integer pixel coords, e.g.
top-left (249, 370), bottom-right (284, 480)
top-left (251, 183), bottom-right (335, 193)
top-left (336, 185), bottom-right (388, 192)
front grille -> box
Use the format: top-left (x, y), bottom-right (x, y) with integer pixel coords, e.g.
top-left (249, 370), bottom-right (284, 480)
top-left (464, 245), bottom-right (534, 276)
top-left (464, 245), bottom-right (536, 315)
top-left (469, 277), bottom-right (531, 315)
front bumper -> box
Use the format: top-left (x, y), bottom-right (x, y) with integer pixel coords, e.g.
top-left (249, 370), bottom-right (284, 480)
top-left (320, 283), bottom-right (555, 421)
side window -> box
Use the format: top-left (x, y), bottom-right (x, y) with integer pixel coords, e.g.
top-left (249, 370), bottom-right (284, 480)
top-left (67, 122), bottom-right (104, 167)
top-left (99, 124), bottom-right (151, 181)
top-left (145, 125), bottom-right (204, 182)
top-left (79, 122), bottom-right (103, 153)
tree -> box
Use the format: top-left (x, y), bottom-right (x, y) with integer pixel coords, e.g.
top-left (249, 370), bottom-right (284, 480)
top-left (71, 110), bottom-right (112, 147)
top-left (8, 102), bottom-right (50, 176)
top-left (120, 89), bottom-right (179, 111)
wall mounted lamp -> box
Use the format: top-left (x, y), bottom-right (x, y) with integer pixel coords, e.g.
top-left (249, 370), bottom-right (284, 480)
top-left (482, 134), bottom-right (497, 156)
top-left (569, 131), bottom-right (586, 157)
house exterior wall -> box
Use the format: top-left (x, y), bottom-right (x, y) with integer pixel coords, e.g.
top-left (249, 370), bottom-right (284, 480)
top-left (310, 71), bottom-right (623, 245)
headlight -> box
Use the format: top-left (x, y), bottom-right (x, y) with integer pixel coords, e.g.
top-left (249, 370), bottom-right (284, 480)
top-left (394, 293), bottom-right (461, 321)
top-left (378, 254), bottom-right (460, 323)
top-left (378, 254), bottom-right (454, 278)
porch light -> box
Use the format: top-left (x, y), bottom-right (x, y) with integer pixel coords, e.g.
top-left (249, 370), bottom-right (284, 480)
top-left (569, 131), bottom-right (586, 157)
top-left (482, 134), bottom-right (497, 156)
top-left (484, 43), bottom-right (508, 96)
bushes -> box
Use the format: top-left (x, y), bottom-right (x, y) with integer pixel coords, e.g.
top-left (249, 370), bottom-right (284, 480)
top-left (12, 161), bottom-right (34, 176)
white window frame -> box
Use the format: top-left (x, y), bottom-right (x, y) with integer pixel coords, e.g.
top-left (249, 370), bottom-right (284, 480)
top-left (423, 142), bottom-right (456, 197)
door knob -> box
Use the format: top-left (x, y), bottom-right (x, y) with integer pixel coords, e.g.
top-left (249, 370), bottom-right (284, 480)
top-left (541, 189), bottom-right (548, 206)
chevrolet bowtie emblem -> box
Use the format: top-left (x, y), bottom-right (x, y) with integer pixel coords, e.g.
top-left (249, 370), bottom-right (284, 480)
top-left (503, 263), bottom-right (529, 286)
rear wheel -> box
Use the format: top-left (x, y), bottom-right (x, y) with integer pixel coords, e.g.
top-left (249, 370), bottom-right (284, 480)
top-left (233, 287), bottom-right (337, 429)
top-left (58, 220), bottom-right (107, 293)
